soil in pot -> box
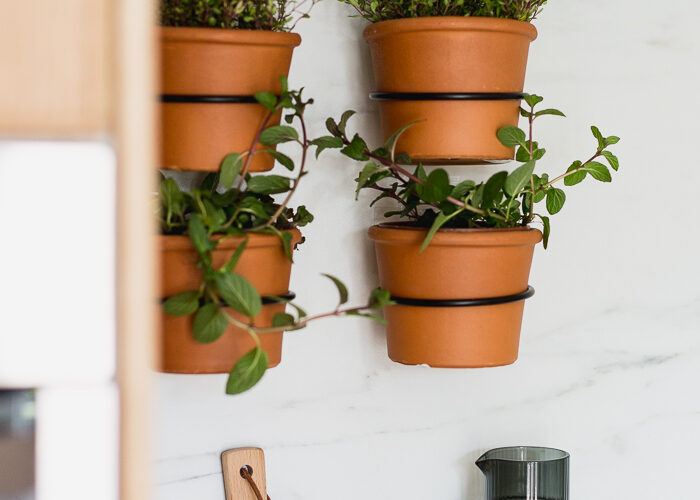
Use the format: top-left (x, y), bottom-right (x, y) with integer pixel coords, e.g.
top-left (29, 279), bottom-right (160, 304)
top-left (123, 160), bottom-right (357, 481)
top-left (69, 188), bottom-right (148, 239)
top-left (368, 223), bottom-right (542, 367)
top-left (160, 27), bottom-right (301, 172)
top-left (363, 17), bottom-right (537, 163)
top-left (159, 230), bottom-right (301, 373)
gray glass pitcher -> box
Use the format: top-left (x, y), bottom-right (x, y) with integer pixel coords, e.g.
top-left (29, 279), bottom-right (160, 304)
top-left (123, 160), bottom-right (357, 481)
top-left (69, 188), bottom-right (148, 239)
top-left (476, 446), bottom-right (569, 500)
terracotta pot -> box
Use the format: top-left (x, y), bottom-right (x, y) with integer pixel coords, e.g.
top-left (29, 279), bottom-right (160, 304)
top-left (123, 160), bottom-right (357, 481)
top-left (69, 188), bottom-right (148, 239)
top-left (159, 229), bottom-right (301, 374)
top-left (363, 17), bottom-right (537, 163)
top-left (160, 230), bottom-right (301, 298)
top-left (368, 224), bottom-right (542, 367)
top-left (160, 303), bottom-right (286, 374)
top-left (159, 27), bottom-right (301, 172)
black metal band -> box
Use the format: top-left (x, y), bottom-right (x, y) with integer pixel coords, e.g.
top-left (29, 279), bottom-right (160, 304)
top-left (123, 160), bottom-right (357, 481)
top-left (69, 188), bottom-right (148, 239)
top-left (160, 94), bottom-right (261, 104)
top-left (391, 286), bottom-right (534, 308)
top-left (369, 92), bottom-right (526, 102)
top-left (161, 291), bottom-right (296, 306)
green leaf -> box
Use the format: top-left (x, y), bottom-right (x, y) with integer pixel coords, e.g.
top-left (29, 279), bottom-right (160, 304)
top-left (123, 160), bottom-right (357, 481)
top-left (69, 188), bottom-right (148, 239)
top-left (601, 150), bottom-right (619, 171)
top-left (188, 214), bottom-right (213, 254)
top-left (226, 347), bottom-right (268, 395)
top-left (338, 110), bottom-right (356, 135)
top-left (220, 153), bottom-right (243, 188)
top-left (341, 134), bottom-right (369, 161)
top-left (247, 175), bottom-right (291, 195)
top-left (311, 136), bottom-right (344, 158)
top-left (193, 304), bottom-right (228, 343)
top-left (264, 149), bottom-right (295, 171)
top-left (450, 180), bottom-right (476, 200)
top-left (534, 108), bottom-right (566, 118)
top-left (355, 162), bottom-right (386, 198)
top-left (605, 136), bottom-right (620, 146)
top-left (519, 107), bottom-right (532, 118)
top-left (346, 311), bottom-right (387, 324)
top-left (383, 121), bottom-right (420, 161)
top-left (293, 205), bottom-right (314, 226)
top-left (221, 237), bottom-right (248, 273)
top-left (497, 126), bottom-right (528, 148)
top-left (420, 208), bottom-right (464, 252)
top-left (540, 215), bottom-right (551, 249)
top-left (369, 288), bottom-right (394, 309)
top-left (160, 177), bottom-right (184, 212)
top-left (259, 125), bottom-right (299, 145)
top-left (325, 117), bottom-right (341, 136)
top-left (563, 160), bottom-right (586, 186)
top-left (415, 169), bottom-right (451, 203)
top-left (163, 291), bottom-right (200, 317)
top-left (504, 161), bottom-right (535, 197)
top-left (254, 91), bottom-right (278, 111)
top-left (585, 161), bottom-right (612, 182)
top-left (483, 171), bottom-right (508, 207)
top-left (267, 227), bottom-right (294, 262)
top-left (322, 273), bottom-right (349, 306)
top-left (272, 313), bottom-right (296, 328)
top-left (591, 126), bottom-right (605, 150)
top-left (214, 272), bottom-right (262, 318)
top-left (524, 94), bottom-right (544, 107)
top-left (546, 188), bottom-right (566, 215)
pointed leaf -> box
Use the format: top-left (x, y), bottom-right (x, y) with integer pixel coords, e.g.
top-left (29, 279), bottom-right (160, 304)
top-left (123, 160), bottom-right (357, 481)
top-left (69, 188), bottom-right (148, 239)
top-left (534, 108), bottom-right (566, 118)
top-left (322, 273), bottom-right (349, 306)
top-left (504, 161), bottom-right (535, 197)
top-left (247, 175), bottom-right (291, 194)
top-left (415, 169), bottom-right (451, 203)
top-left (497, 126), bottom-right (528, 148)
top-left (259, 125), bottom-right (298, 145)
top-left (601, 150), bottom-right (619, 171)
top-left (226, 347), bottom-right (268, 395)
top-left (193, 304), bottom-right (228, 343)
top-left (163, 291), bottom-right (200, 317)
top-left (585, 161), bottom-right (612, 182)
top-left (214, 272), bottom-right (262, 318)
top-left (546, 188), bottom-right (566, 215)
top-left (221, 237), bottom-right (248, 273)
top-left (563, 160), bottom-right (586, 186)
top-left (220, 153), bottom-right (243, 188)
top-left (254, 91), bottom-right (277, 111)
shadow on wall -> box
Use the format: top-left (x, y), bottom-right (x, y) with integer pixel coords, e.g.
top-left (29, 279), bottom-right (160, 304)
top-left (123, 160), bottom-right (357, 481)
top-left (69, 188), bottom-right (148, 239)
top-left (460, 449), bottom-right (486, 500)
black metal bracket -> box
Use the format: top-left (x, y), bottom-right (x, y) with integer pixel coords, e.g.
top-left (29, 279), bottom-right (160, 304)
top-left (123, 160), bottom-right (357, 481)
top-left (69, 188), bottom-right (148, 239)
top-left (161, 291), bottom-right (296, 306)
top-left (160, 94), bottom-right (262, 104)
top-left (391, 286), bottom-right (534, 308)
top-left (369, 92), bottom-right (526, 102)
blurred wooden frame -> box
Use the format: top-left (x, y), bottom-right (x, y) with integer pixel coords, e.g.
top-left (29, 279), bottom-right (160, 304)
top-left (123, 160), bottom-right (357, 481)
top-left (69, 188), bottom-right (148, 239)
top-left (0, 2), bottom-right (158, 500)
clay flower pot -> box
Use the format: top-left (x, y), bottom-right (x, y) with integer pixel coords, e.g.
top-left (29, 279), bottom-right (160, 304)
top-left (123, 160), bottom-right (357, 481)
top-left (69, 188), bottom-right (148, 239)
top-left (160, 27), bottom-right (301, 173)
top-left (159, 230), bottom-right (301, 374)
top-left (368, 224), bottom-right (542, 367)
top-left (363, 17), bottom-right (537, 164)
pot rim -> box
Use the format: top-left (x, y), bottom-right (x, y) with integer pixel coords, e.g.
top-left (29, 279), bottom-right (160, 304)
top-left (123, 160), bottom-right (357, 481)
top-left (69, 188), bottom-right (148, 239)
top-left (160, 26), bottom-right (302, 47)
top-left (160, 228), bottom-right (302, 251)
top-left (363, 16), bottom-right (537, 43)
top-left (368, 222), bottom-right (542, 247)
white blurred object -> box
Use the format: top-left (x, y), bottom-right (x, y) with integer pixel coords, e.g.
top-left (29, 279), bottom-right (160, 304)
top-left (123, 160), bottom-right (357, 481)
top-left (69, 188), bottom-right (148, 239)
top-left (0, 141), bottom-right (116, 387)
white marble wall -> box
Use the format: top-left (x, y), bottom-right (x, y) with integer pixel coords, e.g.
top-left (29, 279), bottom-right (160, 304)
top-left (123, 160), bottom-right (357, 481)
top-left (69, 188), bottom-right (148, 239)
top-left (154, 1), bottom-right (700, 498)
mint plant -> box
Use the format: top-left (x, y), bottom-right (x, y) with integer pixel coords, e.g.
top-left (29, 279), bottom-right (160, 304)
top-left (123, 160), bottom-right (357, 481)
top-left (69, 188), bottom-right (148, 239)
top-left (339, 0), bottom-right (547, 23)
top-left (316, 95), bottom-right (620, 250)
top-left (160, 80), bottom-right (392, 395)
top-left (161, 0), bottom-right (319, 31)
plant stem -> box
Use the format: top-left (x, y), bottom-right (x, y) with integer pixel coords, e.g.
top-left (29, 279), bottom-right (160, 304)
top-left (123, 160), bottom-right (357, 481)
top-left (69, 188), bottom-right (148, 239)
top-left (541, 150), bottom-right (602, 189)
top-left (237, 110), bottom-right (276, 190)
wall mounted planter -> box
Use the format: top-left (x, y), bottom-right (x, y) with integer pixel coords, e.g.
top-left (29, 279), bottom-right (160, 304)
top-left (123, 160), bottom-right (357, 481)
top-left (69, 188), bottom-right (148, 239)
top-left (368, 224), bottom-right (541, 367)
top-left (363, 17), bottom-right (537, 164)
top-left (159, 27), bottom-right (301, 172)
top-left (159, 230), bottom-right (300, 373)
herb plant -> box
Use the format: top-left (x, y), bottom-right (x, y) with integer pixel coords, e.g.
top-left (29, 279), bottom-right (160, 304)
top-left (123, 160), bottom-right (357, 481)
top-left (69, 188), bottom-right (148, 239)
top-left (315, 95), bottom-right (620, 250)
top-left (339, 0), bottom-right (547, 23)
top-left (160, 80), bottom-right (392, 395)
top-left (161, 0), bottom-right (319, 31)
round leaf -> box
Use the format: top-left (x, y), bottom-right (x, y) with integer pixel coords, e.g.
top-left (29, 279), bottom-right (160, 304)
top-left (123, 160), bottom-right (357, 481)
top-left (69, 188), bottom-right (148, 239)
top-left (193, 304), bottom-right (227, 343)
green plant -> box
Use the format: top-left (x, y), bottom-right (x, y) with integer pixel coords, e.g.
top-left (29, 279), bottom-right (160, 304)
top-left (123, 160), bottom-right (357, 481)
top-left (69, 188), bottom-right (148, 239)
top-left (161, 0), bottom-right (320, 31)
top-left (316, 95), bottom-right (620, 250)
top-left (339, 0), bottom-right (547, 23)
top-left (160, 81), bottom-right (392, 395)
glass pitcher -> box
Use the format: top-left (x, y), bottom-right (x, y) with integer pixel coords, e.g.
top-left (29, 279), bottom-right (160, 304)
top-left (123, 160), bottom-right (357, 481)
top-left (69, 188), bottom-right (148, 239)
top-left (475, 446), bottom-right (569, 500)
